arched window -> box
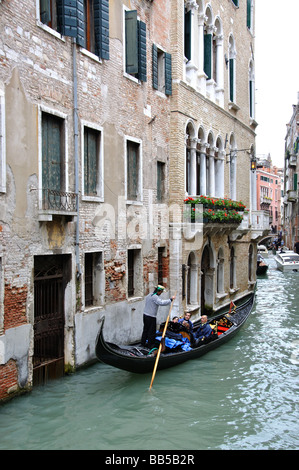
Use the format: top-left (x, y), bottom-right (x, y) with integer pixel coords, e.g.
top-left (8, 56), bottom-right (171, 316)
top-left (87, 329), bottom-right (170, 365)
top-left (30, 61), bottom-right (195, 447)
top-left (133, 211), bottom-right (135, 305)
top-left (206, 132), bottom-right (215, 196)
top-left (185, 122), bottom-right (196, 195)
top-left (214, 17), bottom-right (224, 105)
top-left (228, 35), bottom-right (236, 104)
top-left (229, 133), bottom-right (237, 200)
top-left (204, 6), bottom-right (213, 80)
top-left (230, 246), bottom-right (236, 290)
top-left (217, 248), bottom-right (224, 294)
top-left (247, 0), bottom-right (253, 31)
top-left (187, 252), bottom-right (198, 306)
top-left (215, 136), bottom-right (225, 198)
top-left (197, 127), bottom-right (206, 196)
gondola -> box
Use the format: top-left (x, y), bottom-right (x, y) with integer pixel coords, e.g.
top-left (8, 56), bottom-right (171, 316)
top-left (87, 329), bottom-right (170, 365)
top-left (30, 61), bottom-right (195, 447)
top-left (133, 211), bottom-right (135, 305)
top-left (95, 291), bottom-right (255, 374)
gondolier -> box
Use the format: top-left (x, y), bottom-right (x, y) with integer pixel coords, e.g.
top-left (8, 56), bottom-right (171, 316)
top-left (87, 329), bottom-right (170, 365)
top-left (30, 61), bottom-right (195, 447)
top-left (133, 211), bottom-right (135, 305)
top-left (141, 285), bottom-right (176, 349)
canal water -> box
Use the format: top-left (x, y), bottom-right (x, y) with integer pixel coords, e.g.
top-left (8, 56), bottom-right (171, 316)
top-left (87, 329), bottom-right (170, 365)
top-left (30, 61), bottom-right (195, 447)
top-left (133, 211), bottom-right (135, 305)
top-left (0, 255), bottom-right (298, 451)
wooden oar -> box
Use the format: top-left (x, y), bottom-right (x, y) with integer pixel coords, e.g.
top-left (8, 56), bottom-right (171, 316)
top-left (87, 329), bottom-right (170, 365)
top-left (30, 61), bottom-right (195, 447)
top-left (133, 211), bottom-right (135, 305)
top-left (149, 295), bottom-right (176, 391)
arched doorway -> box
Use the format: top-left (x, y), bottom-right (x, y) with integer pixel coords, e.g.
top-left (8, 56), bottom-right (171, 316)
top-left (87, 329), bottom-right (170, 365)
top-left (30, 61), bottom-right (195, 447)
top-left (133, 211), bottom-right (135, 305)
top-left (201, 245), bottom-right (214, 315)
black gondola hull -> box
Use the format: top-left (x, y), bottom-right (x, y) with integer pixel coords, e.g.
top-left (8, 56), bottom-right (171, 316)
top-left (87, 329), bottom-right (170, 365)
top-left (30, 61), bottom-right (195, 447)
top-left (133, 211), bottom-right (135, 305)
top-left (95, 292), bottom-right (255, 374)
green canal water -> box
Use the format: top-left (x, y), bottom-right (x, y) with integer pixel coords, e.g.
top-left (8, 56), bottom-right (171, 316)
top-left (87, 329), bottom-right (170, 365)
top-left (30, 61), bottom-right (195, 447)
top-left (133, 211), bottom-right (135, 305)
top-left (0, 255), bottom-right (298, 450)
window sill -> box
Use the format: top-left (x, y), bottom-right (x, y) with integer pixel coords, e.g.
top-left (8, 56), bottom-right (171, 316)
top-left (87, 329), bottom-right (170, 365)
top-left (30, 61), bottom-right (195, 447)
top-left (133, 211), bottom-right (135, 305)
top-left (84, 305), bottom-right (104, 314)
top-left (229, 287), bottom-right (239, 295)
top-left (82, 195), bottom-right (104, 203)
top-left (126, 199), bottom-right (143, 206)
top-left (36, 20), bottom-right (65, 42)
top-left (216, 292), bottom-right (228, 301)
top-left (38, 210), bottom-right (77, 222)
top-left (228, 101), bottom-right (240, 111)
top-left (80, 47), bottom-right (102, 63)
top-left (123, 72), bottom-right (140, 85)
top-left (127, 296), bottom-right (143, 303)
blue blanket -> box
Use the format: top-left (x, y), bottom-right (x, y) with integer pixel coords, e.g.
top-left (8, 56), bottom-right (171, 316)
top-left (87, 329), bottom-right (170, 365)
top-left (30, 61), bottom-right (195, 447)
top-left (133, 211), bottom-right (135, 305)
top-left (155, 333), bottom-right (192, 351)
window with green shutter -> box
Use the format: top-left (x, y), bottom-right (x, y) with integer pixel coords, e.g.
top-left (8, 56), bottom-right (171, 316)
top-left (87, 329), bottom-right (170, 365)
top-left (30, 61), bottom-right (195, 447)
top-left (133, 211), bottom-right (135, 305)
top-left (83, 124), bottom-right (103, 199)
top-left (84, 127), bottom-right (99, 196)
top-left (42, 112), bottom-right (64, 193)
top-left (229, 58), bottom-right (234, 102)
top-left (247, 0), bottom-right (252, 29)
top-left (55, 0), bottom-right (109, 59)
top-left (152, 45), bottom-right (172, 95)
top-left (204, 34), bottom-right (212, 80)
top-left (125, 10), bottom-right (147, 81)
top-left (294, 173), bottom-right (298, 191)
top-left (165, 52), bottom-right (172, 96)
top-left (184, 9), bottom-right (191, 61)
top-left (127, 140), bottom-right (140, 201)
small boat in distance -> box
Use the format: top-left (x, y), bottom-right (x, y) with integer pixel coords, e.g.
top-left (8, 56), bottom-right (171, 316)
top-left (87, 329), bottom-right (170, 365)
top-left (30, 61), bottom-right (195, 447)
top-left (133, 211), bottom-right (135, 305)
top-left (274, 251), bottom-right (299, 272)
top-left (95, 293), bottom-right (255, 374)
top-left (257, 244), bottom-right (268, 256)
top-left (256, 254), bottom-right (268, 275)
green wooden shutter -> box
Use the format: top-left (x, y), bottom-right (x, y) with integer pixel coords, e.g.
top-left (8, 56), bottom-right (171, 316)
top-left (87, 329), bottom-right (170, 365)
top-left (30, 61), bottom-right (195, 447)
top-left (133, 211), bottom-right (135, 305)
top-left (184, 9), bottom-right (191, 61)
top-left (137, 20), bottom-right (147, 82)
top-left (204, 34), bottom-right (212, 79)
top-left (84, 128), bottom-right (98, 196)
top-left (57, 0), bottom-right (78, 38)
top-left (152, 44), bottom-right (158, 90)
top-left (125, 10), bottom-right (138, 74)
top-left (42, 114), bottom-right (62, 192)
top-left (127, 142), bottom-right (139, 200)
top-left (76, 0), bottom-right (85, 47)
top-left (294, 173), bottom-right (298, 191)
top-left (94, 0), bottom-right (109, 59)
top-left (229, 58), bottom-right (234, 102)
top-left (165, 52), bottom-right (172, 96)
top-left (247, 0), bottom-right (252, 29)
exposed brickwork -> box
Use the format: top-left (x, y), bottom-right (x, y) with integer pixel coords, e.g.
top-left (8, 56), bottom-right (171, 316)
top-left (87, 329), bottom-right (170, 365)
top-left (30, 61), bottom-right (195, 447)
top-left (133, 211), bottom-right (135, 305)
top-left (0, 359), bottom-right (18, 401)
top-left (4, 283), bottom-right (27, 331)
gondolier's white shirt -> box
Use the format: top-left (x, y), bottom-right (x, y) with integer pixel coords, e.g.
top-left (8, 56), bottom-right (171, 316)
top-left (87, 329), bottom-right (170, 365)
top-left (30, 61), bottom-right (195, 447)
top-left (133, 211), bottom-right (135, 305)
top-left (143, 293), bottom-right (172, 318)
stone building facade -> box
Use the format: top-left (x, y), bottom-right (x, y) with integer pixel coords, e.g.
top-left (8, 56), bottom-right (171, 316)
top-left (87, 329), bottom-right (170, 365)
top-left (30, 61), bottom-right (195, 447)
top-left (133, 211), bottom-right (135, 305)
top-left (0, 0), bottom-right (268, 402)
top-left (167, 0), bottom-right (267, 318)
top-left (284, 93), bottom-right (299, 250)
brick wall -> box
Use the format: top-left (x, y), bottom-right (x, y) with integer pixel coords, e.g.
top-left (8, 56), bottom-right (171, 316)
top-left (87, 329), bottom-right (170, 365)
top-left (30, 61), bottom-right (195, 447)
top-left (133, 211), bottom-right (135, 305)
top-left (0, 359), bottom-right (18, 401)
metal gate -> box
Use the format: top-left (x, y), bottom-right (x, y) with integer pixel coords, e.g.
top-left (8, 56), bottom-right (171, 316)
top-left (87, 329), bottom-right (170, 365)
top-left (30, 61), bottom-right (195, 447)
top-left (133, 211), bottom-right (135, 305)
top-left (33, 259), bottom-right (65, 385)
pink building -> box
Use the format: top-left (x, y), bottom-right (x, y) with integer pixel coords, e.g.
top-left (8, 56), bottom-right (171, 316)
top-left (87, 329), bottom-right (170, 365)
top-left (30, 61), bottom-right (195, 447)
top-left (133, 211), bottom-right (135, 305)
top-left (256, 161), bottom-right (282, 233)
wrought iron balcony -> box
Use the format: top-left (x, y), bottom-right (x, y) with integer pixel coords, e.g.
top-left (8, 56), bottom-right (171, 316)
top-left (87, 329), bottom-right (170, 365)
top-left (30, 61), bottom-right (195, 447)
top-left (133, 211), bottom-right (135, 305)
top-left (39, 189), bottom-right (77, 221)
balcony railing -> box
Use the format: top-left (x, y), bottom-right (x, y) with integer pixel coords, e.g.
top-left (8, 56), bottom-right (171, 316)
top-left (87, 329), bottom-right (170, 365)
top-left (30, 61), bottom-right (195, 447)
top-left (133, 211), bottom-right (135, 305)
top-left (41, 189), bottom-right (77, 213)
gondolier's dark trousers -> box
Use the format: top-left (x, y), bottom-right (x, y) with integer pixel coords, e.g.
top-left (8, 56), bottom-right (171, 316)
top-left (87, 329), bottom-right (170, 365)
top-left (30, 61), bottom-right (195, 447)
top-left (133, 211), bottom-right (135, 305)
top-left (141, 314), bottom-right (156, 348)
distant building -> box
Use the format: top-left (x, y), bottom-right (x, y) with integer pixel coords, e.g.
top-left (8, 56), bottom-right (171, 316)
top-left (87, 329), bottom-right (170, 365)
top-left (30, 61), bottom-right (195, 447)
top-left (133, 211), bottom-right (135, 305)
top-left (284, 93), bottom-right (299, 249)
top-left (256, 157), bottom-right (283, 233)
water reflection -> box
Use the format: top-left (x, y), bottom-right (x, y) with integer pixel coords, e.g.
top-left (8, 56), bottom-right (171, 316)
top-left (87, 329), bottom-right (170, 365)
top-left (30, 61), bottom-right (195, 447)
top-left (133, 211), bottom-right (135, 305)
top-left (0, 255), bottom-right (298, 450)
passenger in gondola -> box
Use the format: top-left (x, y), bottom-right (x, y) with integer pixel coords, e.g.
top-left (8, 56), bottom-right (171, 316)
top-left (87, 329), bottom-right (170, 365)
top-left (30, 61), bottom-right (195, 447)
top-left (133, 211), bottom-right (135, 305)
top-left (178, 312), bottom-right (193, 332)
top-left (194, 315), bottom-right (214, 346)
top-left (172, 316), bottom-right (179, 323)
top-left (141, 285), bottom-right (175, 349)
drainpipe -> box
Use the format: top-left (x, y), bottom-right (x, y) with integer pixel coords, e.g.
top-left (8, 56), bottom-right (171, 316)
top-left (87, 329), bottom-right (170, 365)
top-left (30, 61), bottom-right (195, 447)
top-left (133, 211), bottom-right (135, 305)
top-left (73, 39), bottom-right (81, 279)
